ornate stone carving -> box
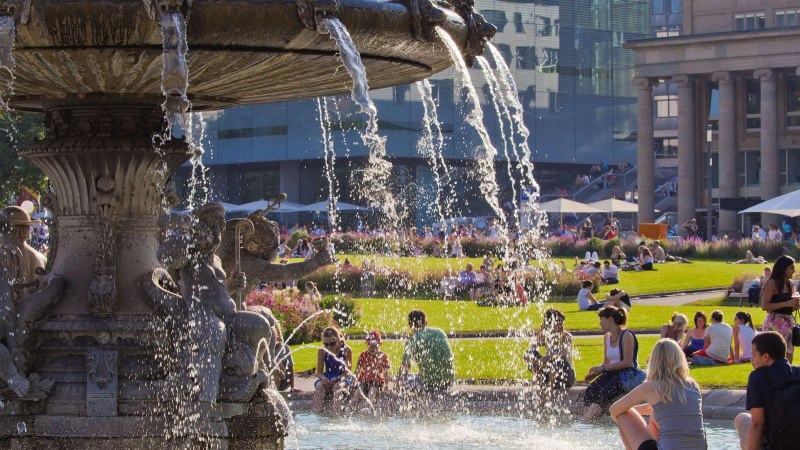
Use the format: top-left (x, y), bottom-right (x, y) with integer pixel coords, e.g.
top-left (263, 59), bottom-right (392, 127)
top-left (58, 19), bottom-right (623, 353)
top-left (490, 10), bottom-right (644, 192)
top-left (144, 0), bottom-right (193, 22)
top-left (631, 77), bottom-right (658, 90)
top-left (754, 68), bottom-right (776, 82)
top-left (297, 0), bottom-right (339, 33)
top-left (711, 71), bottom-right (731, 84)
top-left (86, 349), bottom-right (118, 416)
top-left (143, 203), bottom-right (277, 404)
top-left (0, 0), bottom-right (31, 24)
top-left (88, 176), bottom-right (117, 316)
top-left (394, 0), bottom-right (448, 42)
top-left (88, 350), bottom-right (117, 389)
top-left (442, 0), bottom-right (496, 66)
top-left (671, 74), bottom-right (692, 88)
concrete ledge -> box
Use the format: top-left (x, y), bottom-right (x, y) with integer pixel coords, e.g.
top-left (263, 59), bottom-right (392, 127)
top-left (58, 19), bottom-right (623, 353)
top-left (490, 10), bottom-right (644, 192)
top-left (284, 382), bottom-right (747, 421)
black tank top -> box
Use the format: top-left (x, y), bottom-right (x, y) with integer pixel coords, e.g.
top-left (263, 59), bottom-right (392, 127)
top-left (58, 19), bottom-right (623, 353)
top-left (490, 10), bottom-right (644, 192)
top-left (770, 281), bottom-right (795, 315)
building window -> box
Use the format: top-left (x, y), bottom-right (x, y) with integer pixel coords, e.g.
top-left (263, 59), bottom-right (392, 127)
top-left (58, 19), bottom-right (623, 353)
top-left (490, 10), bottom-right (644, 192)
top-left (745, 79), bottom-right (761, 129)
top-left (655, 138), bottom-right (677, 158)
top-left (776, 9), bottom-right (799, 27)
top-left (515, 46), bottom-right (537, 70)
top-left (612, 31), bottom-right (625, 48)
top-left (655, 27), bottom-right (681, 37)
top-left (785, 149), bottom-right (800, 185)
top-left (540, 48), bottom-right (559, 73)
top-left (738, 151), bottom-right (761, 187)
top-left (537, 15), bottom-right (552, 36)
top-left (548, 91), bottom-right (560, 114)
top-left (519, 85), bottom-right (536, 109)
top-left (392, 85), bottom-right (409, 105)
top-left (655, 94), bottom-right (678, 118)
top-left (787, 76), bottom-right (800, 128)
top-left (670, 0), bottom-right (681, 13)
top-left (653, 0), bottom-right (665, 15)
top-left (480, 10), bottom-right (508, 33)
top-left (514, 12), bottom-right (525, 33)
top-left (735, 12), bottom-right (766, 31)
top-left (554, 19), bottom-right (560, 36)
top-left (495, 44), bottom-right (513, 67)
top-left (429, 79), bottom-right (453, 106)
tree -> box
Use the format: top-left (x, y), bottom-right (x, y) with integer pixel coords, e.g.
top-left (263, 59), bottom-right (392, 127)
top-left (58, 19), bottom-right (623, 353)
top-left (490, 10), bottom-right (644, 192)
top-left (0, 112), bottom-right (46, 206)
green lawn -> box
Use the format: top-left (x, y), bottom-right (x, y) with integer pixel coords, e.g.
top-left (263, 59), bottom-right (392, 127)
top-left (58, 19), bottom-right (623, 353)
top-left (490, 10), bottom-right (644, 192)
top-left (290, 335), bottom-right (752, 388)
top-left (308, 254), bottom-right (762, 297)
top-left (344, 298), bottom-right (768, 335)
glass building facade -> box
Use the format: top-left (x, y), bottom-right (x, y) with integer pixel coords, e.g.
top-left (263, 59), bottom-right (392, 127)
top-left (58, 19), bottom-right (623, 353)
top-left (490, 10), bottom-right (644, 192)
top-left (185, 0), bottom-right (650, 225)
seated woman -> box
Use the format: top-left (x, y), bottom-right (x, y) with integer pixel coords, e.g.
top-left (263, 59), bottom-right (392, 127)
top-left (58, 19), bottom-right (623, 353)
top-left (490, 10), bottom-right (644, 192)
top-left (524, 308), bottom-right (576, 391)
top-left (660, 312), bottom-right (688, 343)
top-left (312, 327), bottom-right (354, 414)
top-left (578, 280), bottom-right (602, 311)
top-left (680, 311), bottom-right (708, 360)
top-left (605, 288), bottom-right (631, 310)
top-left (649, 242), bottom-right (666, 263)
top-left (636, 248), bottom-right (655, 271)
top-left (610, 246), bottom-right (627, 267)
top-left (732, 311), bottom-right (756, 363)
top-left (610, 339), bottom-right (707, 450)
top-left (727, 250), bottom-right (767, 264)
top-left (583, 306), bottom-right (643, 420)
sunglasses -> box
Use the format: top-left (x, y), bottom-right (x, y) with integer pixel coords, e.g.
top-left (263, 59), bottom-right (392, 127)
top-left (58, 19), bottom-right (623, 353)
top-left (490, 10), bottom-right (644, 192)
top-left (323, 341), bottom-right (338, 348)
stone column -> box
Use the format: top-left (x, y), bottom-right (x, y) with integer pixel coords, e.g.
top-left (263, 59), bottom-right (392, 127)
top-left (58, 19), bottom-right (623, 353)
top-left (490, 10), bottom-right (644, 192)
top-left (673, 74), bottom-right (696, 226)
top-left (712, 72), bottom-right (737, 235)
top-left (755, 69), bottom-right (780, 227)
top-left (633, 77), bottom-right (658, 224)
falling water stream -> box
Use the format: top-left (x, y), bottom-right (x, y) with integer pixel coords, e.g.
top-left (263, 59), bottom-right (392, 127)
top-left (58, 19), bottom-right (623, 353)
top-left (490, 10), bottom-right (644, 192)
top-left (320, 17), bottom-right (400, 230)
top-left (316, 97), bottom-right (339, 229)
top-left (159, 11), bottom-right (191, 133)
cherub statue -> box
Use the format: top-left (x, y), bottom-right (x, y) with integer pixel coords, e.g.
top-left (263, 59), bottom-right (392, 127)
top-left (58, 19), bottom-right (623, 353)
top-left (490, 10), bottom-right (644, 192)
top-left (144, 203), bottom-right (276, 403)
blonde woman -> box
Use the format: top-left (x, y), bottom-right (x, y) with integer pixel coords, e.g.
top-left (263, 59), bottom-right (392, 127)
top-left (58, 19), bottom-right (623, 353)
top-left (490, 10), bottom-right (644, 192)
top-left (610, 339), bottom-right (707, 450)
top-left (305, 281), bottom-right (322, 303)
top-left (660, 313), bottom-right (688, 343)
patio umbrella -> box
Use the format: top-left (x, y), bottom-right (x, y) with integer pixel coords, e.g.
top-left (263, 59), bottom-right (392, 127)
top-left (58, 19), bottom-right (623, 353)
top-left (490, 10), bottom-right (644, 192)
top-left (738, 189), bottom-right (800, 217)
top-left (291, 200), bottom-right (370, 212)
top-left (537, 198), bottom-right (603, 227)
top-left (228, 199), bottom-right (304, 213)
top-left (587, 198), bottom-right (640, 213)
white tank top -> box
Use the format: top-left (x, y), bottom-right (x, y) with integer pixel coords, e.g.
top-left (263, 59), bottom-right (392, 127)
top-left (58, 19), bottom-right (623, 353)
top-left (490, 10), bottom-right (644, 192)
top-left (738, 325), bottom-right (756, 360)
top-left (605, 333), bottom-right (621, 364)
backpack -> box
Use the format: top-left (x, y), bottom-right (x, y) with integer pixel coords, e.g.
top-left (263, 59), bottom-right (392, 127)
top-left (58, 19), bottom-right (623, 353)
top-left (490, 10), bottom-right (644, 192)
top-left (765, 374), bottom-right (800, 450)
top-left (748, 284), bottom-right (761, 305)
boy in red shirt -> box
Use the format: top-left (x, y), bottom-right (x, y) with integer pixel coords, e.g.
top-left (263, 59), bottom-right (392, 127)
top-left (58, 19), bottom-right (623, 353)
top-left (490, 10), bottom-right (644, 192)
top-left (355, 331), bottom-right (391, 404)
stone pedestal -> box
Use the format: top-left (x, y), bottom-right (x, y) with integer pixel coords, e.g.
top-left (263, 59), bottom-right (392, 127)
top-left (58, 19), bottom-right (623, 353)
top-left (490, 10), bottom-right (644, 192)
top-left (1, 102), bottom-right (287, 448)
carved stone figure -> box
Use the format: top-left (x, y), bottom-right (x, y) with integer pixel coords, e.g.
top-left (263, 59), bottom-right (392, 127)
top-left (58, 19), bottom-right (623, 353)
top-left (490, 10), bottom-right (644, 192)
top-left (0, 207), bottom-right (65, 401)
top-left (217, 206), bottom-right (336, 294)
top-left (143, 203), bottom-right (277, 403)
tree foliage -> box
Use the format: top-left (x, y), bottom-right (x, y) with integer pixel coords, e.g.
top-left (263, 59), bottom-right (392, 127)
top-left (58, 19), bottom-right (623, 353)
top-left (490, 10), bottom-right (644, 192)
top-left (0, 112), bottom-right (46, 206)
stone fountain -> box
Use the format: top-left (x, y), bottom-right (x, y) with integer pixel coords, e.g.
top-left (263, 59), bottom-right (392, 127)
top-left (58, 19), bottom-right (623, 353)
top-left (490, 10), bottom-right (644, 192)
top-left (0, 0), bottom-right (494, 448)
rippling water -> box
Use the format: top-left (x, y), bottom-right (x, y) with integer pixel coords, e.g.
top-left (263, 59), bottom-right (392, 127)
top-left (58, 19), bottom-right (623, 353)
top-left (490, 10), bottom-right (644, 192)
top-left (291, 413), bottom-right (738, 449)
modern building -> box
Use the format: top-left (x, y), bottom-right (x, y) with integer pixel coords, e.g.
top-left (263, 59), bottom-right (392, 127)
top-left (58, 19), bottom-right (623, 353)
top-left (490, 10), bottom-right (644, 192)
top-left (180, 0), bottom-right (651, 227)
top-left (627, 0), bottom-right (800, 235)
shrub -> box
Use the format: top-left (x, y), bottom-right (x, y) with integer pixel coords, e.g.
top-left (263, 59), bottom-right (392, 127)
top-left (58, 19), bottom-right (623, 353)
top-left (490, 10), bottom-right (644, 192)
top-left (244, 287), bottom-right (333, 345)
top-left (603, 238), bottom-right (621, 257)
top-left (585, 237), bottom-right (604, 254)
top-left (319, 295), bottom-right (362, 328)
top-left (728, 272), bottom-right (760, 294)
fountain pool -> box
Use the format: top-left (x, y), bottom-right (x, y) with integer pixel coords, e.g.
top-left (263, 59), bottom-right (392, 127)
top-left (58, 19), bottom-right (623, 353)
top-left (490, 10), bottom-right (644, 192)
top-left (291, 413), bottom-right (739, 449)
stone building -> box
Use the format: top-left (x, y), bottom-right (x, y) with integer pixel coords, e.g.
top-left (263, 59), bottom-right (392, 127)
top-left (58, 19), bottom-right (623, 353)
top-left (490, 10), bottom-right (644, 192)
top-left (627, 0), bottom-right (800, 235)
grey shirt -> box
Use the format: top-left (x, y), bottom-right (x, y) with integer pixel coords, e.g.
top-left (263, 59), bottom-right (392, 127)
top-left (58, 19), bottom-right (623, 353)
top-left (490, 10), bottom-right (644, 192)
top-left (652, 382), bottom-right (707, 450)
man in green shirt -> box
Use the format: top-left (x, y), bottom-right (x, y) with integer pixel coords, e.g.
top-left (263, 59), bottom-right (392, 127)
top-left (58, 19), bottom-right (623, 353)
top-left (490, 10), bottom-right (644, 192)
top-left (398, 309), bottom-right (454, 396)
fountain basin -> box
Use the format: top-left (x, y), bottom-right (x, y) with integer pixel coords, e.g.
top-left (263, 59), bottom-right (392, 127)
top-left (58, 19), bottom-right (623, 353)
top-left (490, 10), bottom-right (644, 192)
top-left (10, 0), bottom-right (469, 111)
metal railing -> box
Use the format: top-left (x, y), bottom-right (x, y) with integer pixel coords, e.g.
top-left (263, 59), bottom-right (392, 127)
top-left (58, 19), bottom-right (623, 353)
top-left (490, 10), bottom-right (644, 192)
top-left (539, 167), bottom-right (638, 202)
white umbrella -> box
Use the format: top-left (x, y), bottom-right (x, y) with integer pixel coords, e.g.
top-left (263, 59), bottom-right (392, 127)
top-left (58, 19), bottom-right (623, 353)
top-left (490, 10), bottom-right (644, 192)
top-left (538, 198), bottom-right (603, 227)
top-left (291, 200), bottom-right (370, 212)
top-left (228, 199), bottom-right (304, 213)
top-left (587, 198), bottom-right (640, 213)
top-left (738, 189), bottom-right (800, 217)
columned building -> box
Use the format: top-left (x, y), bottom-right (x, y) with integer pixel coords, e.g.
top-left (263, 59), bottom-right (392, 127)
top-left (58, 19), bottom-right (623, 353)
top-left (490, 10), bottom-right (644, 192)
top-left (627, 1), bottom-right (800, 235)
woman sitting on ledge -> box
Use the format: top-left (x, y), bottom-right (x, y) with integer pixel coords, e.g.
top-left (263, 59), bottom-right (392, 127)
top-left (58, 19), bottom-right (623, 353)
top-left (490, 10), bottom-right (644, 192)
top-left (610, 339), bottom-right (707, 450)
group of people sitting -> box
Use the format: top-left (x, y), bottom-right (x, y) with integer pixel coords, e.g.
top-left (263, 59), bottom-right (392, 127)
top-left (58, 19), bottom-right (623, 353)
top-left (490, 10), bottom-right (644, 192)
top-left (661, 309), bottom-right (756, 366)
top-left (457, 259), bottom-right (529, 307)
top-left (312, 310), bottom-right (454, 414)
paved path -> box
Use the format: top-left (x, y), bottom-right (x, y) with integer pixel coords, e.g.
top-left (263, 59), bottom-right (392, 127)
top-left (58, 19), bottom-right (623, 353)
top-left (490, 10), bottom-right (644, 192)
top-left (630, 289), bottom-right (726, 306)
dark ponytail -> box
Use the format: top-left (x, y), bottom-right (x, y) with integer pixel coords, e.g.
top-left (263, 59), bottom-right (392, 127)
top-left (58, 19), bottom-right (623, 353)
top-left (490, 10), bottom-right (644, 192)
top-left (735, 311), bottom-right (754, 329)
